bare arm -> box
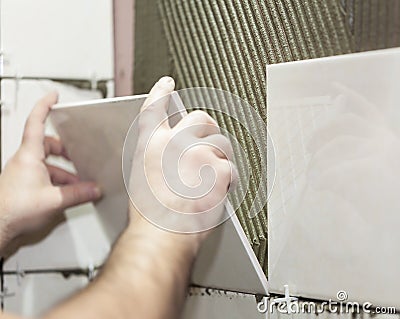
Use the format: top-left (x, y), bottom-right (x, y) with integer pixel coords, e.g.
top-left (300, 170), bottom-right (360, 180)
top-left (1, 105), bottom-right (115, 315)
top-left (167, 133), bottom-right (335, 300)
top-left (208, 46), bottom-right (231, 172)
top-left (1, 77), bottom-right (234, 319)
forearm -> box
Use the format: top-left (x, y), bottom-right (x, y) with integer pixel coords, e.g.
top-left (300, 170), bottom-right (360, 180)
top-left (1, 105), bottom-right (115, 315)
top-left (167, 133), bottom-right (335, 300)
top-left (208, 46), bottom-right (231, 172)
top-left (44, 214), bottom-right (201, 319)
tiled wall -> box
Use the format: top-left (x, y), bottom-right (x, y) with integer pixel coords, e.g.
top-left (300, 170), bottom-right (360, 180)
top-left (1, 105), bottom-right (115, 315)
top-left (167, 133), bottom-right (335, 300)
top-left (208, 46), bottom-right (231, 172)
top-left (0, 0), bottom-right (114, 315)
top-left (1, 0), bottom-right (114, 80)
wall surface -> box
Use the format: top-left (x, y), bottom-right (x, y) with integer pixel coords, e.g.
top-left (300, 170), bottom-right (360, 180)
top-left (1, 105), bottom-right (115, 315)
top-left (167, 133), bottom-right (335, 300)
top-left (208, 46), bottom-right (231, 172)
top-left (0, 0), bottom-right (114, 315)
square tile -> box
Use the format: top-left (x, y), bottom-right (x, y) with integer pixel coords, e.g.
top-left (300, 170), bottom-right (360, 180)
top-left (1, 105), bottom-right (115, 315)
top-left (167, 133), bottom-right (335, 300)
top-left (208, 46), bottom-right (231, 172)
top-left (267, 48), bottom-right (400, 308)
top-left (0, 0), bottom-right (113, 80)
top-left (50, 94), bottom-right (268, 294)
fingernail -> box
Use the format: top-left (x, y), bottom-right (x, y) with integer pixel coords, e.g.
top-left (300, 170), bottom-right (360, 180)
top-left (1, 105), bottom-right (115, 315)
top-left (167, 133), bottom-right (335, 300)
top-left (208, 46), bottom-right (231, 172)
top-left (92, 186), bottom-right (102, 199)
top-left (49, 91), bottom-right (59, 104)
top-left (158, 76), bottom-right (174, 87)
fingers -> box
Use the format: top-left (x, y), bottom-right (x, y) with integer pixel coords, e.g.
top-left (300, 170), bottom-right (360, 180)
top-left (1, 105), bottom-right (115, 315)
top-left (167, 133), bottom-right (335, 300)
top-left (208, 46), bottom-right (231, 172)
top-left (174, 110), bottom-right (219, 137)
top-left (202, 134), bottom-right (233, 160)
top-left (22, 92), bottom-right (59, 158)
top-left (139, 76), bottom-right (175, 131)
top-left (216, 159), bottom-right (238, 192)
top-left (47, 164), bottom-right (79, 185)
top-left (44, 136), bottom-right (69, 159)
top-left (229, 163), bottom-right (239, 191)
top-left (51, 182), bottom-right (102, 210)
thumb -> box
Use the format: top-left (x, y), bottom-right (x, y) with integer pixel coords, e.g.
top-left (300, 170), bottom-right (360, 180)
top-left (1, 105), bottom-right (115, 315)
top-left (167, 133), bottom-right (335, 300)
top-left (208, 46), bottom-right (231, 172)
top-left (139, 76), bottom-right (175, 131)
top-left (52, 182), bottom-right (102, 210)
top-left (141, 76), bottom-right (175, 111)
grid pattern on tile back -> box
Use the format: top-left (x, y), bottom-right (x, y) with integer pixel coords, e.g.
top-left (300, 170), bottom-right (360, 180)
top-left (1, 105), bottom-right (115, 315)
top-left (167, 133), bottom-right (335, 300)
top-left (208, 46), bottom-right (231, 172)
top-left (268, 98), bottom-right (332, 219)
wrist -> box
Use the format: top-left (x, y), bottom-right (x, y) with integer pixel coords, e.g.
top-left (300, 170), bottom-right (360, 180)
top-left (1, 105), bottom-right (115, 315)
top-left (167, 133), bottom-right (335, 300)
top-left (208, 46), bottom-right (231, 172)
top-left (126, 211), bottom-right (203, 260)
top-left (100, 209), bottom-right (202, 299)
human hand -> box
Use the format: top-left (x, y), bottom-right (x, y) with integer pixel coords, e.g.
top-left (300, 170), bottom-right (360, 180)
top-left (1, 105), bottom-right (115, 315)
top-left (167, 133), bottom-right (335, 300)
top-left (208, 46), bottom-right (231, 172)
top-left (126, 77), bottom-right (236, 250)
top-left (0, 92), bottom-right (102, 252)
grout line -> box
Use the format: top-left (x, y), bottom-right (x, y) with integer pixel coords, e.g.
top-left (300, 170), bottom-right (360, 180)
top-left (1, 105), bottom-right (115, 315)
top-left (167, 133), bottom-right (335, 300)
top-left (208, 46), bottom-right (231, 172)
top-left (190, 284), bottom-right (267, 298)
top-left (0, 76), bottom-right (113, 82)
top-left (3, 266), bottom-right (102, 278)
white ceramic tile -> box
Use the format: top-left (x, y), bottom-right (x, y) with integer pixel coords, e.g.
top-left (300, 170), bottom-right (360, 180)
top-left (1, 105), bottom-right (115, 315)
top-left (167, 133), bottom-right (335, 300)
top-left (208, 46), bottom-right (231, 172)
top-left (0, 0), bottom-right (113, 80)
top-left (267, 48), bottom-right (400, 308)
top-left (182, 287), bottom-right (266, 319)
top-left (49, 95), bottom-right (146, 248)
top-left (49, 95), bottom-right (268, 294)
top-left (192, 215), bottom-right (268, 294)
top-left (2, 79), bottom-right (111, 271)
top-left (1, 79), bottom-right (103, 166)
top-left (4, 202), bottom-right (111, 271)
top-left (3, 273), bottom-right (88, 317)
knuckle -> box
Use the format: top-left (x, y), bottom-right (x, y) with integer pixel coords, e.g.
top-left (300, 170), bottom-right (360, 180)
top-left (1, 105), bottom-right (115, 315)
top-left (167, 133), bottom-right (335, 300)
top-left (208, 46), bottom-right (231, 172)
top-left (224, 135), bottom-right (233, 148)
top-left (71, 187), bottom-right (83, 203)
top-left (12, 150), bottom-right (30, 166)
top-left (218, 134), bottom-right (229, 143)
top-left (189, 110), bottom-right (216, 125)
top-left (217, 160), bottom-right (233, 181)
top-left (218, 135), bottom-right (233, 151)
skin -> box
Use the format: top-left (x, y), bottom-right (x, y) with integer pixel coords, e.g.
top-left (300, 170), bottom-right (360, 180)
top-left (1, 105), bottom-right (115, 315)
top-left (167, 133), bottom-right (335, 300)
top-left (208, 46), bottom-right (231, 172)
top-left (0, 76), bottom-right (234, 319)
